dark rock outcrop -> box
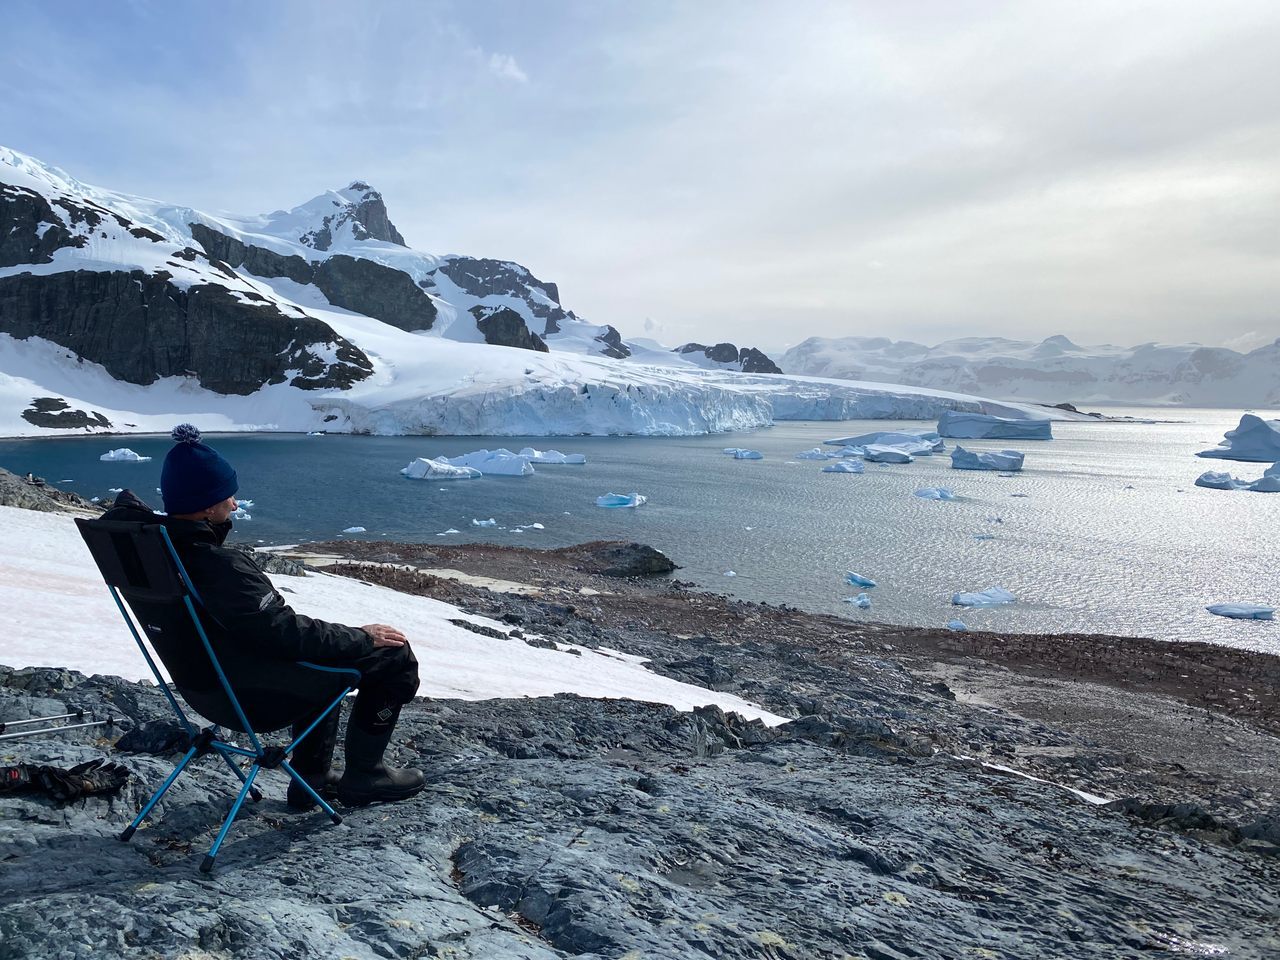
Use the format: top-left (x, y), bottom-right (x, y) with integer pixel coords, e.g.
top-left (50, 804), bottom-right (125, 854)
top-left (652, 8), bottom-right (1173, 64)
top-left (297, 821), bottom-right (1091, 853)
top-left (0, 466), bottom-right (103, 514)
top-left (20, 397), bottom-right (112, 430)
top-left (436, 256), bottom-right (570, 335)
top-left (582, 541), bottom-right (678, 577)
top-left (677, 341), bottom-right (783, 373)
top-left (0, 269), bottom-right (373, 395)
top-left (469, 305), bottom-right (549, 352)
top-left (0, 183), bottom-right (88, 267)
top-left (313, 255), bottom-right (436, 332)
top-left (188, 222), bottom-right (313, 285)
top-left (190, 224), bottom-right (437, 332)
top-left (594, 324), bottom-right (631, 359)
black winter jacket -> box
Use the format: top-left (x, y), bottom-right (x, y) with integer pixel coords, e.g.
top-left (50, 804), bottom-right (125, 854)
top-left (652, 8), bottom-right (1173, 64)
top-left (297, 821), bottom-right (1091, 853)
top-left (101, 489), bottom-right (374, 664)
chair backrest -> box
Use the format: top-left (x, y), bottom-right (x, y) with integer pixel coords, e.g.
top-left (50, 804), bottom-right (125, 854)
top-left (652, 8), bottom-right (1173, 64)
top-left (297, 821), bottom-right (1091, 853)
top-left (75, 518), bottom-right (351, 734)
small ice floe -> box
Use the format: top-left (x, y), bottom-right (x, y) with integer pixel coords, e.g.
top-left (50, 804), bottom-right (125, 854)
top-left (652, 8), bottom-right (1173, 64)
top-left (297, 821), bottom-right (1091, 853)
top-left (596, 493), bottom-right (647, 508)
top-left (435, 528), bottom-right (461, 536)
top-left (745, 526), bottom-right (753, 530)
top-left (863, 444), bottom-right (913, 464)
top-left (952, 586), bottom-right (1016, 607)
top-left (90, 496), bottom-right (100, 503)
top-left (845, 572), bottom-right (877, 588)
top-left (59, 479), bottom-right (73, 483)
top-left (795, 448), bottom-right (834, 460)
top-left (1206, 603), bottom-right (1275, 621)
top-left (843, 593), bottom-right (871, 608)
top-left (471, 518), bottom-right (497, 527)
top-left (401, 458), bottom-right (481, 480)
top-left (342, 526), bottom-right (366, 534)
top-left (306, 431), bottom-right (325, 436)
top-left (951, 446), bottom-right (1024, 472)
top-left (231, 508), bottom-right (252, 520)
top-left (946, 619), bottom-right (968, 631)
top-left (822, 460), bottom-right (865, 474)
top-left (518, 447), bottom-right (586, 465)
top-left (915, 487), bottom-right (957, 501)
top-left (723, 448), bottom-right (764, 460)
top-left (109, 487), bottom-right (123, 493)
top-left (441, 449), bottom-right (534, 476)
top-left (236, 499), bottom-right (255, 510)
top-left (723, 570), bottom-right (737, 577)
top-left (100, 448), bottom-right (151, 462)
top-left (525, 522), bottom-right (545, 529)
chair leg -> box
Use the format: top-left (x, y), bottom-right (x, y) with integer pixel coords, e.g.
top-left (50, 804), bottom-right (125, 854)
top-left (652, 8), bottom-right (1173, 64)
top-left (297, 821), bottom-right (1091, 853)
top-left (200, 764), bottom-right (262, 873)
top-left (120, 745), bottom-right (200, 842)
top-left (279, 759), bottom-right (343, 825)
top-left (213, 745), bottom-right (263, 803)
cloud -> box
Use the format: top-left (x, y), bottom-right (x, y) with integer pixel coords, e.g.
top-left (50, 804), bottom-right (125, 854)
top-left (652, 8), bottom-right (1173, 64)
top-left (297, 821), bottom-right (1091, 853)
top-left (487, 52), bottom-right (528, 84)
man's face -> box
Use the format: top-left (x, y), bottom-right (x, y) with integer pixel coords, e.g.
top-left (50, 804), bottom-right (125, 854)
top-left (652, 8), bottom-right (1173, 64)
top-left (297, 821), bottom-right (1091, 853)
top-left (205, 496), bottom-right (238, 524)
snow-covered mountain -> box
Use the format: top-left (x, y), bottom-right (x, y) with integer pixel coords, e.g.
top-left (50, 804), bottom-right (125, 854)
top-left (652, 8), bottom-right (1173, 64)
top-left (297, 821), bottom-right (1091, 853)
top-left (0, 147), bottom-right (1080, 437)
top-left (781, 335), bottom-right (1280, 408)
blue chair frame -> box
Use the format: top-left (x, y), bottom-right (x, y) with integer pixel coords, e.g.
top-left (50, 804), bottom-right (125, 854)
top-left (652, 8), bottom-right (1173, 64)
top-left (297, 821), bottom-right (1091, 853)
top-left (76, 518), bottom-right (358, 873)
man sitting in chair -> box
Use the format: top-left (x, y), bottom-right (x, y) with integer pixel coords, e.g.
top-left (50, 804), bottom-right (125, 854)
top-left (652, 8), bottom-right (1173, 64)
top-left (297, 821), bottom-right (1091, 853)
top-left (102, 424), bottom-right (424, 808)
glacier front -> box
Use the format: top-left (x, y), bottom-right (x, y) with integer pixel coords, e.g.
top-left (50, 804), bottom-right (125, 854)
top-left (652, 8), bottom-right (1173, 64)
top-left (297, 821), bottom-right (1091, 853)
top-left (938, 411), bottom-right (1053, 441)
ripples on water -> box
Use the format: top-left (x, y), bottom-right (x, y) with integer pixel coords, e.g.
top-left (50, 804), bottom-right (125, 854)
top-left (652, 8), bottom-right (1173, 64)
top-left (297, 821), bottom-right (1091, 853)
top-left (2, 407), bottom-right (1275, 652)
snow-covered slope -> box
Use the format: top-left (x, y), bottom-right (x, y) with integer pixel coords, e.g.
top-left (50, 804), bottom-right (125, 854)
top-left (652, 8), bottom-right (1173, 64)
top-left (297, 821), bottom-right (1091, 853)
top-left (0, 146), bottom-right (1085, 437)
top-left (0, 504), bottom-right (785, 723)
top-left (782, 335), bottom-right (1280, 408)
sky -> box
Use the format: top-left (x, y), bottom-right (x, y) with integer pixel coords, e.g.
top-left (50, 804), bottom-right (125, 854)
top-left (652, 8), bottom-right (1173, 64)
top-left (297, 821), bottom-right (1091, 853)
top-left (2, 0), bottom-right (1277, 354)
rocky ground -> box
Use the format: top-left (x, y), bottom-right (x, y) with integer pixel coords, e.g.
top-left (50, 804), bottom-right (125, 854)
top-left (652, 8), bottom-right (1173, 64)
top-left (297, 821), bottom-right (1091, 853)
top-left (1, 534), bottom-right (1278, 959)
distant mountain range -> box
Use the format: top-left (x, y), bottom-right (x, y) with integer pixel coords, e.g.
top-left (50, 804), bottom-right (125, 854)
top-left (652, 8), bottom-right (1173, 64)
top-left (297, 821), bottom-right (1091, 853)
top-left (0, 146), bottom-right (1069, 436)
top-left (781, 335), bottom-right (1280, 408)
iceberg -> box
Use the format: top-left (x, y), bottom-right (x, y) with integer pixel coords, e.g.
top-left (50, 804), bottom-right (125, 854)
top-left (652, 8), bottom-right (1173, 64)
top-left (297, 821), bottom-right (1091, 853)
top-left (826, 430), bottom-right (944, 454)
top-left (1196, 414), bottom-right (1280, 462)
top-left (518, 447), bottom-right (586, 464)
top-left (915, 487), bottom-right (957, 501)
top-left (952, 586), bottom-right (1016, 607)
top-left (822, 460), bottom-right (865, 474)
top-left (845, 572), bottom-right (877, 588)
top-left (596, 492), bottom-right (647, 508)
top-left (863, 444), bottom-right (914, 464)
top-left (442, 449), bottom-right (535, 476)
top-left (401, 458), bottom-right (482, 480)
top-left (342, 526), bottom-right (366, 533)
top-left (951, 446), bottom-right (1025, 472)
top-left (795, 448), bottom-right (835, 460)
top-left (1194, 462), bottom-right (1280, 492)
top-left (937, 411), bottom-right (1053, 440)
top-left (843, 593), bottom-right (872, 608)
top-left (99, 448), bottom-right (151, 462)
top-left (1206, 603), bottom-right (1275, 621)
top-left (471, 517), bottom-right (497, 526)
top-left (946, 619), bottom-right (968, 632)
top-left (723, 448), bottom-right (764, 460)
top-left (723, 570), bottom-right (737, 577)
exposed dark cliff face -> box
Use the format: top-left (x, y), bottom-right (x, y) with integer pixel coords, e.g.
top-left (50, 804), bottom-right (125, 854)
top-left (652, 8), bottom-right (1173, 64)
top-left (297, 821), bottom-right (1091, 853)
top-left (188, 222), bottom-right (313, 285)
top-left (313, 255), bottom-right (437, 332)
top-left (594, 324), bottom-right (631, 359)
top-left (0, 269), bottom-right (372, 395)
top-left (0, 183), bottom-right (88, 267)
top-left (189, 224), bottom-right (436, 333)
top-left (437, 257), bottom-right (569, 335)
top-left (676, 342), bottom-right (782, 373)
top-left (469, 306), bottom-right (549, 352)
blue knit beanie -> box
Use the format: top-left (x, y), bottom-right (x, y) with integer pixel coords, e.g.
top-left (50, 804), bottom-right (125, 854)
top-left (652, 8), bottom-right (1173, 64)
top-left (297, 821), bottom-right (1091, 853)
top-left (160, 424), bottom-right (238, 515)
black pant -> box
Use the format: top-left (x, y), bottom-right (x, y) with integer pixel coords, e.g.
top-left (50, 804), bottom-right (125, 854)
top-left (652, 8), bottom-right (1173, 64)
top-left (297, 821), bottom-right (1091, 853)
top-left (344, 641), bottom-right (420, 734)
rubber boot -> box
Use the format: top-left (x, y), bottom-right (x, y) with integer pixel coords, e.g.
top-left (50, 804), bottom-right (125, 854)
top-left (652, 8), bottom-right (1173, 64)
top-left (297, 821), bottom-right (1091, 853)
top-left (286, 707), bottom-right (342, 811)
top-left (336, 724), bottom-right (424, 806)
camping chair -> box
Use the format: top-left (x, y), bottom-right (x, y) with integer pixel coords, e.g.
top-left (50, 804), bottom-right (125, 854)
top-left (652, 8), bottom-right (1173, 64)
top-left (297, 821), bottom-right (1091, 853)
top-left (75, 518), bottom-right (358, 873)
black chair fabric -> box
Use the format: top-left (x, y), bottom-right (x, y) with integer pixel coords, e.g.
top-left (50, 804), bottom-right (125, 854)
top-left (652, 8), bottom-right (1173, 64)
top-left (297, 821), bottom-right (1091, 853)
top-left (76, 518), bottom-right (353, 733)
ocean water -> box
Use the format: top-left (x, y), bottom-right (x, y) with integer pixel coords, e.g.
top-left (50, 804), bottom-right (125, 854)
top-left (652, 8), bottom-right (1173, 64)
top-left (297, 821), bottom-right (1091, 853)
top-left (2, 407), bottom-right (1276, 652)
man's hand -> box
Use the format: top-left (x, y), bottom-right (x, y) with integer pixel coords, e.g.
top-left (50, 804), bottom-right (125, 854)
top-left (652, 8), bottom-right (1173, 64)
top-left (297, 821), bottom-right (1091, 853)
top-left (362, 623), bottom-right (407, 648)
